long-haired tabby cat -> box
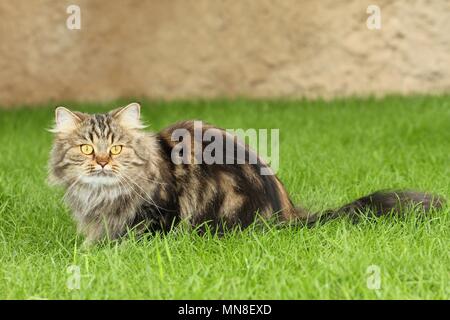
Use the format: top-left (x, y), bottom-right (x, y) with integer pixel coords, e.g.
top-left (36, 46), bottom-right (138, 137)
top-left (48, 103), bottom-right (444, 244)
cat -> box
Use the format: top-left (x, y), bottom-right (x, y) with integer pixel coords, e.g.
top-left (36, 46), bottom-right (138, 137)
top-left (48, 102), bottom-right (444, 244)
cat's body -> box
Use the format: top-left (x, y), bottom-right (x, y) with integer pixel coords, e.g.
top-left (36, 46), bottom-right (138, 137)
top-left (48, 103), bottom-right (444, 243)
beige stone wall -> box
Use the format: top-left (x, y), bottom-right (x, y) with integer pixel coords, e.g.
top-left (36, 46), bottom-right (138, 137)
top-left (0, 0), bottom-right (449, 107)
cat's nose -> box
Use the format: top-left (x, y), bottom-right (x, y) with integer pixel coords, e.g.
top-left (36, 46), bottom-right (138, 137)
top-left (96, 160), bottom-right (108, 168)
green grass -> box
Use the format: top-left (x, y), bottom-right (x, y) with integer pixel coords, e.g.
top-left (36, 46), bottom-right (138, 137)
top-left (0, 95), bottom-right (449, 299)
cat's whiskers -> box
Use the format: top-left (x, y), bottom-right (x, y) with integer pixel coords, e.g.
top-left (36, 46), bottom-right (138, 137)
top-left (134, 175), bottom-right (167, 185)
top-left (115, 173), bottom-right (159, 212)
top-left (63, 175), bottom-right (83, 202)
top-left (114, 165), bottom-right (167, 185)
top-left (118, 171), bottom-right (177, 212)
top-left (114, 171), bottom-right (170, 213)
top-left (114, 178), bottom-right (129, 208)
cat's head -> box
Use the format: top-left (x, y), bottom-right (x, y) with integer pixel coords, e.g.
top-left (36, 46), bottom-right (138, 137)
top-left (48, 103), bottom-right (156, 189)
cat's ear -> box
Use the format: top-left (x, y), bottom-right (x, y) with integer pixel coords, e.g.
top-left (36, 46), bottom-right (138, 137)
top-left (111, 103), bottom-right (146, 129)
top-left (50, 107), bottom-right (83, 133)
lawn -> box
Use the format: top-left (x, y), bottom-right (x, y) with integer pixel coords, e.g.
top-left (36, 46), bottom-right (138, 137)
top-left (0, 95), bottom-right (449, 299)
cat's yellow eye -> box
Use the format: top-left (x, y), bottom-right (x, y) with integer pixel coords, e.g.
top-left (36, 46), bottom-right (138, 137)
top-left (110, 145), bottom-right (122, 155)
top-left (80, 144), bottom-right (94, 155)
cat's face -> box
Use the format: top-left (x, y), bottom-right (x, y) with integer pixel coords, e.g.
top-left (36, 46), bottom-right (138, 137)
top-left (49, 103), bottom-right (151, 188)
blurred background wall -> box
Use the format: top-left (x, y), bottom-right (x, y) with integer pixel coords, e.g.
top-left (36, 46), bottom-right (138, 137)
top-left (0, 0), bottom-right (449, 107)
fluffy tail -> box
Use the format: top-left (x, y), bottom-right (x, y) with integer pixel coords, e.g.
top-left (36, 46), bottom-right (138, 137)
top-left (299, 190), bottom-right (445, 226)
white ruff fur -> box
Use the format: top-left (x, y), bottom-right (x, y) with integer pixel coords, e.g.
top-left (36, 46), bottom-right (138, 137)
top-left (75, 185), bottom-right (123, 209)
top-left (80, 175), bottom-right (119, 186)
top-left (65, 179), bottom-right (140, 243)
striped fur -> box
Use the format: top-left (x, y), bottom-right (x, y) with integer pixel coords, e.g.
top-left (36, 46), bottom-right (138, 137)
top-left (48, 103), bottom-right (445, 243)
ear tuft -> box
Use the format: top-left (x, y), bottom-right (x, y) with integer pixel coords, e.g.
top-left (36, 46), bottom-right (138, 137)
top-left (112, 103), bottom-right (146, 129)
top-left (49, 107), bottom-right (82, 133)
